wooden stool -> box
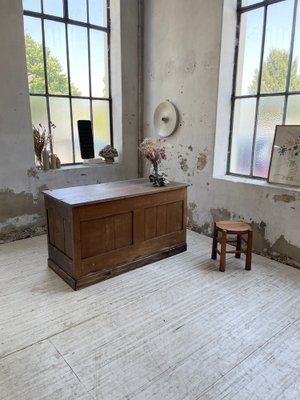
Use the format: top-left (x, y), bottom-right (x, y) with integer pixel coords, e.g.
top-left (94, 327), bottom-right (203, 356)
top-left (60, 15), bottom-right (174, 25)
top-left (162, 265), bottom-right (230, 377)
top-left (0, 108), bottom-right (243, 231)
top-left (211, 220), bottom-right (253, 272)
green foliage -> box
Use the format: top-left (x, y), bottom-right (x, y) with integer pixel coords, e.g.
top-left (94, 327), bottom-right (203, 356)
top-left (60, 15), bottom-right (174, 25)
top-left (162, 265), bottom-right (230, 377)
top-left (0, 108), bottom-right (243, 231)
top-left (25, 34), bottom-right (80, 95)
top-left (248, 48), bottom-right (300, 94)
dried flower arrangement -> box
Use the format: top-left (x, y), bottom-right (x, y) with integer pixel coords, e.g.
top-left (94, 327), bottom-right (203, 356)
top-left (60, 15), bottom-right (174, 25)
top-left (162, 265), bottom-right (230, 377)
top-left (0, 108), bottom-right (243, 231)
top-left (139, 137), bottom-right (168, 165)
top-left (99, 145), bottom-right (118, 162)
top-left (139, 137), bottom-right (169, 186)
top-left (32, 122), bottom-right (56, 167)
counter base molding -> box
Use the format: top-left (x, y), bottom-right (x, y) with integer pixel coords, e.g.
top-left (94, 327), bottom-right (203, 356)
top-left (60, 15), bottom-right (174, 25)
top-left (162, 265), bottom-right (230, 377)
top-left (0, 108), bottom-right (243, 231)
top-left (43, 179), bottom-right (187, 290)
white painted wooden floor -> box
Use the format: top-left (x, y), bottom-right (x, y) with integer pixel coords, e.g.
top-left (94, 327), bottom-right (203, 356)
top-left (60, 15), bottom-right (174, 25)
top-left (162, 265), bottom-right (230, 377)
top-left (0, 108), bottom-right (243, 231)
top-left (0, 231), bottom-right (300, 400)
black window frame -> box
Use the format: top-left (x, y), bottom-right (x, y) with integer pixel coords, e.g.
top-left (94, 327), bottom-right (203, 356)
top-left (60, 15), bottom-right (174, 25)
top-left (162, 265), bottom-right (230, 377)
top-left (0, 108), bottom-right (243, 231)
top-left (23, 0), bottom-right (113, 165)
top-left (228, 0), bottom-right (300, 179)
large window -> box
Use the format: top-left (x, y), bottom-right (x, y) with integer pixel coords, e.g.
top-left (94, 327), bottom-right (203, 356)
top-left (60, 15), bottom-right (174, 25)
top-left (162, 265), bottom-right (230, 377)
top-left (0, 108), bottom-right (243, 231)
top-left (229, 0), bottom-right (300, 178)
top-left (23, 0), bottom-right (112, 165)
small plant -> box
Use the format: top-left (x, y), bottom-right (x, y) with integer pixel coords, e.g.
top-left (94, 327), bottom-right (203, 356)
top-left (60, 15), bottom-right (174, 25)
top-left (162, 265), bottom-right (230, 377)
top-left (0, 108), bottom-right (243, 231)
top-left (32, 122), bottom-right (55, 167)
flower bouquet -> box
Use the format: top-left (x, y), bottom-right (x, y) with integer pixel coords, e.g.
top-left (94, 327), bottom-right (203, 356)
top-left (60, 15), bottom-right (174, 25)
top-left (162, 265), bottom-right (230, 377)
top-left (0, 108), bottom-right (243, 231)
top-left (139, 137), bottom-right (169, 186)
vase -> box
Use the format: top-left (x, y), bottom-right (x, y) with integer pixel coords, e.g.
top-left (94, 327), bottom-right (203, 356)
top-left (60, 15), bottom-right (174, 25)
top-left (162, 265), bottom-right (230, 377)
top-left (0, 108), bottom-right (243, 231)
top-left (42, 149), bottom-right (50, 170)
top-left (149, 162), bottom-right (168, 186)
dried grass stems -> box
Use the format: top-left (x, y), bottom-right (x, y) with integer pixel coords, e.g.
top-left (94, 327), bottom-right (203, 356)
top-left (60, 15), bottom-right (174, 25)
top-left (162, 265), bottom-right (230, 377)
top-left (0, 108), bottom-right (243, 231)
top-left (32, 122), bottom-right (55, 166)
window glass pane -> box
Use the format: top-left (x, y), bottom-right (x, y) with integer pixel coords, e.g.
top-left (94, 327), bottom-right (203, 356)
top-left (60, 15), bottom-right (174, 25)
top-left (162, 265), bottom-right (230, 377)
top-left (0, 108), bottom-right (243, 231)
top-left (30, 96), bottom-right (48, 127)
top-left (24, 16), bottom-right (45, 94)
top-left (43, 0), bottom-right (63, 17)
top-left (23, 0), bottom-right (41, 12)
top-left (230, 98), bottom-right (256, 175)
top-left (49, 98), bottom-right (73, 164)
top-left (44, 21), bottom-right (69, 95)
top-left (68, 25), bottom-right (89, 96)
top-left (236, 9), bottom-right (264, 95)
top-left (89, 0), bottom-right (107, 26)
top-left (92, 100), bottom-right (110, 152)
top-left (90, 30), bottom-right (108, 97)
top-left (261, 0), bottom-right (294, 93)
top-left (254, 96), bottom-right (284, 177)
top-left (72, 99), bottom-right (91, 162)
top-left (242, 0), bottom-right (261, 7)
top-left (290, 3), bottom-right (300, 91)
top-left (286, 95), bottom-right (300, 124)
top-left (68, 0), bottom-right (87, 22)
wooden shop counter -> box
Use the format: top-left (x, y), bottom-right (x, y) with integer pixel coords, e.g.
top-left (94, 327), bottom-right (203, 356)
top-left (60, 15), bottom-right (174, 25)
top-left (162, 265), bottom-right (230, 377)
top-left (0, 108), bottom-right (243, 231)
top-left (43, 178), bottom-right (187, 290)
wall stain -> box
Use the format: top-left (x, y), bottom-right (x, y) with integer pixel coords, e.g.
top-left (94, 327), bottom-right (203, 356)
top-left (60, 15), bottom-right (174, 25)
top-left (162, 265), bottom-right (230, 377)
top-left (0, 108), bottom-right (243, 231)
top-left (27, 168), bottom-right (39, 178)
top-left (0, 186), bottom-right (48, 242)
top-left (185, 61), bottom-right (197, 74)
top-left (0, 190), bottom-right (42, 223)
top-left (270, 235), bottom-right (300, 264)
top-left (199, 222), bottom-right (210, 235)
top-left (188, 145), bottom-right (193, 151)
top-left (210, 208), bottom-right (231, 222)
top-left (197, 153), bottom-right (207, 170)
top-left (250, 221), bottom-right (300, 267)
top-left (273, 194), bottom-right (296, 203)
top-left (249, 221), bottom-right (269, 253)
top-left (187, 202), bottom-right (197, 229)
top-left (179, 157), bottom-right (189, 172)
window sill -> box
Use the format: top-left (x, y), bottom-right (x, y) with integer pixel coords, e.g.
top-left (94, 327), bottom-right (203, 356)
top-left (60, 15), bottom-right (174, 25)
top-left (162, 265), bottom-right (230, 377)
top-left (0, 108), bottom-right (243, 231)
top-left (213, 174), bottom-right (300, 193)
top-left (37, 160), bottom-right (120, 172)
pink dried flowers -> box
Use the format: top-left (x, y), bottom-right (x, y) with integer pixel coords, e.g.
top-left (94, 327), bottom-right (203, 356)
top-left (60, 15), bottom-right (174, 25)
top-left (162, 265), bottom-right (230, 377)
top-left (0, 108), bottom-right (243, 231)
top-left (139, 137), bottom-right (168, 164)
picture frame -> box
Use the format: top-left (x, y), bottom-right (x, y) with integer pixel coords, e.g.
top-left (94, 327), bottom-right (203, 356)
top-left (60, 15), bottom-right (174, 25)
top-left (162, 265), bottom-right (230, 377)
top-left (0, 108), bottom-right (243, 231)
top-left (267, 125), bottom-right (300, 187)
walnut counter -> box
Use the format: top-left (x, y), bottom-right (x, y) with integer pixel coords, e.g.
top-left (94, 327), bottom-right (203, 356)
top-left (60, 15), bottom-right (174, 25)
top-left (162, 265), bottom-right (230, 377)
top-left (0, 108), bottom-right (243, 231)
top-left (43, 179), bottom-right (187, 290)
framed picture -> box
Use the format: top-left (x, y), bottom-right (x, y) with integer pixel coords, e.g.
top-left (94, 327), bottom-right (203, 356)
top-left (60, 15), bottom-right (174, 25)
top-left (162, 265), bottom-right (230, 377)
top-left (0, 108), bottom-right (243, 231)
top-left (268, 125), bottom-right (300, 187)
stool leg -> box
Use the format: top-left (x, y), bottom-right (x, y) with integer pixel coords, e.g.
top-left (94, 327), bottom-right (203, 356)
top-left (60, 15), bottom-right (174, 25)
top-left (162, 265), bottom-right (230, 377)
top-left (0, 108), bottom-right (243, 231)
top-left (211, 222), bottom-right (218, 260)
top-left (219, 229), bottom-right (227, 272)
top-left (245, 230), bottom-right (252, 271)
top-left (236, 234), bottom-right (241, 258)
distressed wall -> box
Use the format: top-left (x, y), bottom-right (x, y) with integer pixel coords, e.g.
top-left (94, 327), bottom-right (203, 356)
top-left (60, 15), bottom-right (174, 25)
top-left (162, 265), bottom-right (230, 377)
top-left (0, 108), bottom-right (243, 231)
top-left (143, 0), bottom-right (300, 268)
top-left (0, 0), bottom-right (140, 242)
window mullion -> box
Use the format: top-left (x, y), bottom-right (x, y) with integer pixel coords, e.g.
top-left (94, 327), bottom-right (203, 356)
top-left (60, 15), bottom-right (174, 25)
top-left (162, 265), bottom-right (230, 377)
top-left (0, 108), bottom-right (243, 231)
top-left (227, 8), bottom-right (241, 174)
top-left (64, 0), bottom-right (68, 19)
top-left (40, 9), bottom-right (53, 153)
top-left (107, 0), bottom-right (113, 147)
top-left (283, 0), bottom-right (298, 124)
top-left (87, 0), bottom-right (94, 150)
top-left (249, 5), bottom-right (268, 177)
top-left (64, 23), bottom-right (76, 163)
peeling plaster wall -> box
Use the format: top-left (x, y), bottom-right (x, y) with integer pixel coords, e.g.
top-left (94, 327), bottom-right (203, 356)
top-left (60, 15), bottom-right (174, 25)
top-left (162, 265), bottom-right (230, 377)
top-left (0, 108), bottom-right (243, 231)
top-left (143, 0), bottom-right (300, 268)
top-left (0, 0), bottom-right (140, 242)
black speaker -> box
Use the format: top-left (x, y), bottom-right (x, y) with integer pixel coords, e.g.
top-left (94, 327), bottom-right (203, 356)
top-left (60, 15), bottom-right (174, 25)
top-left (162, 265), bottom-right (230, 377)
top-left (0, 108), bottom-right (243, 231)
top-left (77, 120), bottom-right (95, 159)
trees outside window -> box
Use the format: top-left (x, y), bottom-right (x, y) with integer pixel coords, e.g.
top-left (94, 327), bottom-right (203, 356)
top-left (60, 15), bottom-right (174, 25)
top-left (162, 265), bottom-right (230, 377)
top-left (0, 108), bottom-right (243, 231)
top-left (229, 0), bottom-right (300, 178)
top-left (23, 0), bottom-right (112, 165)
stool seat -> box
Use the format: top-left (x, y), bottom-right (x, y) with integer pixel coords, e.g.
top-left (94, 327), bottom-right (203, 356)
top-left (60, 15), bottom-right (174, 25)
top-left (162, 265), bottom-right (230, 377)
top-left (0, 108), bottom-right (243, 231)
top-left (215, 220), bottom-right (251, 233)
top-left (211, 220), bottom-right (253, 272)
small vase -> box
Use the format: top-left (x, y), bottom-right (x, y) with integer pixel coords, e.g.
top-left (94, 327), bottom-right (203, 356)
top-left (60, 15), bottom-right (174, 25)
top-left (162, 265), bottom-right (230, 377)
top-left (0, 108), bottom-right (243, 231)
top-left (42, 149), bottom-right (50, 170)
top-left (50, 154), bottom-right (57, 169)
top-left (149, 162), bottom-right (168, 186)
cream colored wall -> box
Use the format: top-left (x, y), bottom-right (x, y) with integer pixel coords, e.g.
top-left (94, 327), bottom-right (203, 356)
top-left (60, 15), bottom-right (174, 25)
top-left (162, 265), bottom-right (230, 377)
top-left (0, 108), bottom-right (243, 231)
top-left (143, 0), bottom-right (300, 267)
